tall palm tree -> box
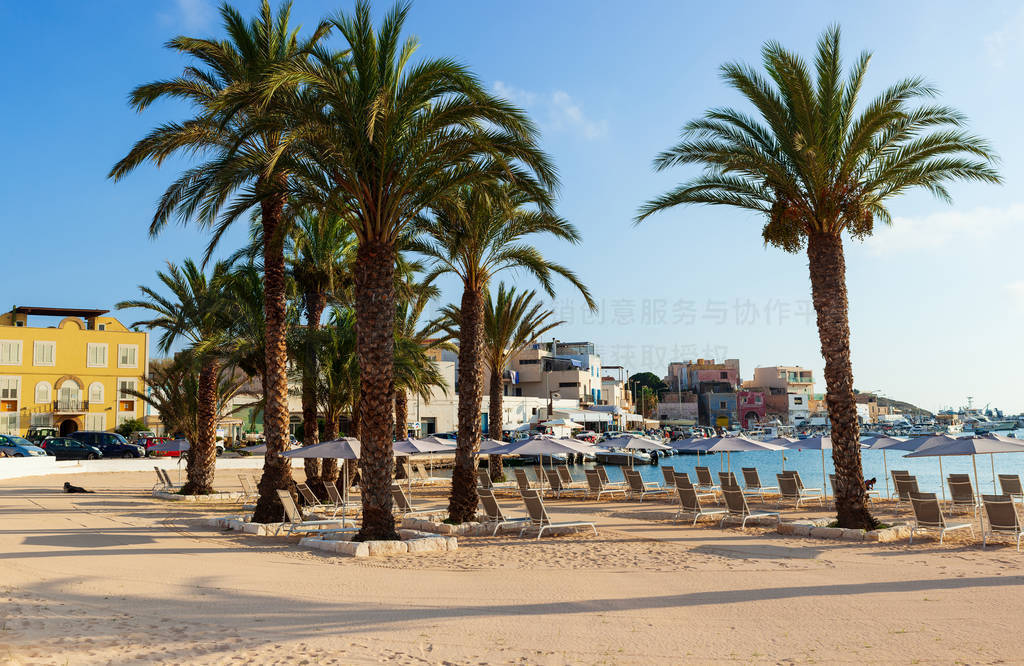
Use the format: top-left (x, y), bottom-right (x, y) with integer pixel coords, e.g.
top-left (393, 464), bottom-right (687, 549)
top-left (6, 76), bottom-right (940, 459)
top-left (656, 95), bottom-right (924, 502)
top-left (109, 1), bottom-right (330, 522)
top-left (117, 259), bottom-right (232, 493)
top-left (276, 1), bottom-right (556, 540)
top-left (637, 27), bottom-right (1000, 528)
top-left (416, 184), bottom-right (595, 522)
top-left (439, 283), bottom-right (561, 480)
top-left (127, 356), bottom-right (247, 447)
top-left (287, 209), bottom-right (356, 491)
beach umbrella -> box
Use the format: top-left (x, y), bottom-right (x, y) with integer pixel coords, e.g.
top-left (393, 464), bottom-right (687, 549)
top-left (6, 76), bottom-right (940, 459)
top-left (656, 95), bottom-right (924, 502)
top-left (781, 437), bottom-right (833, 498)
top-left (861, 436), bottom-right (909, 498)
top-left (488, 435), bottom-right (598, 491)
top-left (392, 437), bottom-right (454, 455)
top-left (906, 436), bottom-right (1024, 495)
top-left (882, 434), bottom-right (960, 500)
top-left (687, 436), bottom-right (786, 476)
top-left (541, 419), bottom-right (584, 429)
top-left (767, 437), bottom-right (800, 471)
top-left (283, 437), bottom-right (361, 517)
top-left (478, 438), bottom-right (508, 453)
top-left (150, 438), bottom-right (190, 452)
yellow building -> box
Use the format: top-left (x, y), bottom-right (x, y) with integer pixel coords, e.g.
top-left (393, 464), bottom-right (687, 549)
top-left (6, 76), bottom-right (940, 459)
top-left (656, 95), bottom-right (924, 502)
top-left (0, 306), bottom-right (148, 437)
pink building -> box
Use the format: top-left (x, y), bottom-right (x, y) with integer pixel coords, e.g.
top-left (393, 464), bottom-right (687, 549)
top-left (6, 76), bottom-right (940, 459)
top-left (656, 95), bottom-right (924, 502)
top-left (737, 390), bottom-right (766, 427)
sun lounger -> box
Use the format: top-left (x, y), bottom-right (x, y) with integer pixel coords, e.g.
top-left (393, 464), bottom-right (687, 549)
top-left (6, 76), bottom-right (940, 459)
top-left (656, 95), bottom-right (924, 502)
top-left (718, 471), bottom-right (741, 490)
top-left (477, 488), bottom-right (530, 535)
top-left (777, 472), bottom-right (823, 508)
top-left (514, 468), bottom-right (534, 493)
top-left (997, 474), bottom-right (1024, 503)
top-left (519, 489), bottom-right (598, 540)
top-left (890, 470), bottom-right (911, 498)
top-left (390, 483), bottom-right (437, 519)
top-left (597, 465), bottom-right (626, 488)
top-left (694, 466), bottom-right (720, 494)
top-left (584, 468), bottom-right (627, 500)
top-left (623, 469), bottom-right (669, 502)
top-left (674, 482), bottom-right (727, 526)
top-left (947, 478), bottom-right (978, 517)
top-left (741, 467), bottom-right (778, 501)
top-left (661, 466), bottom-right (678, 489)
top-left (544, 467), bottom-right (584, 498)
top-left (909, 491), bottom-right (974, 545)
top-left (533, 465), bottom-right (545, 484)
top-left (238, 474), bottom-right (259, 502)
top-left (324, 481), bottom-right (355, 517)
top-left (721, 488), bottom-right (780, 528)
top-left (412, 463), bottom-right (445, 485)
top-left (275, 490), bottom-right (356, 537)
top-left (982, 494), bottom-right (1024, 552)
top-left (893, 475), bottom-right (920, 508)
top-left (674, 474), bottom-right (716, 502)
top-left (152, 466), bottom-right (173, 491)
top-left (557, 465), bottom-right (585, 490)
top-left (296, 482), bottom-right (337, 516)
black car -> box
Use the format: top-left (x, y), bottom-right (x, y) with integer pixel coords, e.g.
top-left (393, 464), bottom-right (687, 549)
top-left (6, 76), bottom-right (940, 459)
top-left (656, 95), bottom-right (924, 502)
top-left (69, 431), bottom-right (145, 458)
top-left (39, 437), bottom-right (103, 460)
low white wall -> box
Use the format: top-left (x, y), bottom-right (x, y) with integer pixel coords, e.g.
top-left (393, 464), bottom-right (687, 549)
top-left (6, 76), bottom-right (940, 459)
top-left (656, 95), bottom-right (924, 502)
top-left (0, 456), bottom-right (303, 481)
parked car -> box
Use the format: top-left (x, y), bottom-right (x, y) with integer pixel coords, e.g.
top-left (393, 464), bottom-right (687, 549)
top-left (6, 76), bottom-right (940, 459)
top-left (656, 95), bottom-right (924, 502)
top-left (0, 435), bottom-right (49, 457)
top-left (140, 436), bottom-right (175, 457)
top-left (39, 437), bottom-right (103, 460)
top-left (130, 430), bottom-right (157, 443)
top-left (25, 426), bottom-right (59, 445)
top-left (69, 431), bottom-right (145, 458)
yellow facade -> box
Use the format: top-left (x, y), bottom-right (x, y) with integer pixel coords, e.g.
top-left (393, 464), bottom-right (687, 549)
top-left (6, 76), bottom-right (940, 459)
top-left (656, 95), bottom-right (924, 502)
top-left (0, 308), bottom-right (148, 436)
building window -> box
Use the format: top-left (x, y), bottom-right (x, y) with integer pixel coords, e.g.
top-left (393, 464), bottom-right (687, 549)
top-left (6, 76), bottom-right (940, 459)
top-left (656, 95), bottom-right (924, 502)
top-left (89, 382), bottom-right (104, 404)
top-left (519, 359), bottom-right (539, 365)
top-left (793, 397), bottom-right (803, 405)
top-left (720, 371), bottom-right (728, 379)
top-left (0, 341), bottom-right (22, 366)
top-left (87, 343), bottom-right (108, 368)
top-left (0, 376), bottom-right (19, 401)
top-left (30, 413), bottom-right (53, 427)
top-left (558, 382), bottom-right (579, 388)
top-left (0, 412), bottom-right (17, 434)
top-left (118, 379), bottom-right (137, 414)
top-left (719, 401), bottom-right (727, 409)
top-left (117, 344), bottom-right (138, 368)
top-left (33, 341), bottom-right (56, 367)
top-left (84, 413), bottom-right (106, 431)
top-left (34, 381), bottom-right (51, 405)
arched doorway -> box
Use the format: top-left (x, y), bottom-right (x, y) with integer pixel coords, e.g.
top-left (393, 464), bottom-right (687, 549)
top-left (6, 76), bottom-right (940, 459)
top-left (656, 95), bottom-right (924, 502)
top-left (59, 419), bottom-right (79, 436)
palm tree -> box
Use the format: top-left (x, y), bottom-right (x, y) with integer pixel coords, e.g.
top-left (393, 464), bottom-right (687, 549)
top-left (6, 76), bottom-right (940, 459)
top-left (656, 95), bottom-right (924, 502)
top-left (287, 209), bottom-right (356, 491)
top-left (127, 356), bottom-right (247, 447)
top-left (417, 184), bottom-right (595, 523)
top-left (636, 27), bottom-right (1000, 528)
top-left (275, 2), bottom-right (556, 540)
top-left (117, 259), bottom-right (232, 494)
top-left (440, 283), bottom-right (561, 480)
top-left (109, 1), bottom-right (330, 522)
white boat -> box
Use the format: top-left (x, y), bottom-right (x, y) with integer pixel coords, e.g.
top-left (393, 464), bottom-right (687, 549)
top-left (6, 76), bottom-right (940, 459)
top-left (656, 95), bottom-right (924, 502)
top-left (595, 450), bottom-right (651, 466)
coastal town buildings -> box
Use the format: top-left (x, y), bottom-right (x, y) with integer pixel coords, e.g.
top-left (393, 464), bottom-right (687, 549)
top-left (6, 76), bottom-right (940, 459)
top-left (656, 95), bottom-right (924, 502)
top-left (0, 307), bottom-right (148, 436)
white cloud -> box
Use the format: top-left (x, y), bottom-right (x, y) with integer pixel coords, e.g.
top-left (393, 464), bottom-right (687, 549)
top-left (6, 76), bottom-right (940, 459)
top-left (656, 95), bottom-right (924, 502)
top-left (863, 204), bottom-right (1024, 255)
top-left (494, 81), bottom-right (607, 140)
top-left (985, 8), bottom-right (1024, 67)
top-left (159, 0), bottom-right (215, 32)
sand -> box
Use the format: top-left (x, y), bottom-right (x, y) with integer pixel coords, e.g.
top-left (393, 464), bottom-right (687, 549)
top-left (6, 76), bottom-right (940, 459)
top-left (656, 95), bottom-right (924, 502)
top-left (1, 469), bottom-right (1022, 665)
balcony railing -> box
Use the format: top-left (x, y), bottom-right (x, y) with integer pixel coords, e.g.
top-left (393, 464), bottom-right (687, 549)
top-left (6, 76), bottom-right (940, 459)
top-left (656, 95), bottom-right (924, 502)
top-left (54, 399), bottom-right (88, 414)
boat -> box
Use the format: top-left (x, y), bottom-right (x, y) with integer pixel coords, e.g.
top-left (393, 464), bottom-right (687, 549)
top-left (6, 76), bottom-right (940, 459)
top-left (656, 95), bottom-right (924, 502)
top-left (595, 450), bottom-right (652, 466)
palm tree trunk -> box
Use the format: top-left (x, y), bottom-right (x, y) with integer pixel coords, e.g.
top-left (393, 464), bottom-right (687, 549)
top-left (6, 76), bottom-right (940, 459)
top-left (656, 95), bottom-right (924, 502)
top-left (352, 240), bottom-right (398, 541)
top-left (394, 390), bottom-right (408, 440)
top-left (321, 412), bottom-right (339, 484)
top-left (488, 368), bottom-right (505, 481)
top-left (302, 291), bottom-right (327, 494)
top-left (807, 231), bottom-right (874, 530)
top-left (252, 192), bottom-right (295, 523)
top-left (182, 359), bottom-right (219, 494)
top-left (448, 285), bottom-right (485, 523)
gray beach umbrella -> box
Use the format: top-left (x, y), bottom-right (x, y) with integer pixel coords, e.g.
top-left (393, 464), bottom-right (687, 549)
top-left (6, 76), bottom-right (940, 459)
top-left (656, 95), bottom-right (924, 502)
top-left (489, 435), bottom-right (598, 491)
top-left (283, 438), bottom-right (361, 515)
top-left (861, 436), bottom-right (909, 497)
top-left (687, 436), bottom-right (786, 476)
top-left (883, 434), bottom-right (960, 500)
top-left (906, 435), bottom-right (1024, 495)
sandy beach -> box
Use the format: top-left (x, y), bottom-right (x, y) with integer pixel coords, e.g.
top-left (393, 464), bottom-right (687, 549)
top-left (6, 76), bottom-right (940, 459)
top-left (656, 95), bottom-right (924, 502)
top-left (1, 470), bottom-right (1022, 665)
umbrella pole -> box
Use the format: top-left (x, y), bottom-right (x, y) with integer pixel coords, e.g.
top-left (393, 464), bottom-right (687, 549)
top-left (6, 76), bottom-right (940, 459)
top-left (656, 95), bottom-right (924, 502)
top-left (883, 450), bottom-right (889, 498)
top-left (821, 450), bottom-right (827, 501)
top-left (991, 453), bottom-right (997, 493)
top-left (973, 455), bottom-right (980, 503)
top-left (939, 457), bottom-right (945, 503)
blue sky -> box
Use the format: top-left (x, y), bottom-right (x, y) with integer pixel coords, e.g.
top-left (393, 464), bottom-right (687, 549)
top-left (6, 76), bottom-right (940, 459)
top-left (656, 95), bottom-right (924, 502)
top-left (3, 1), bottom-right (1023, 413)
